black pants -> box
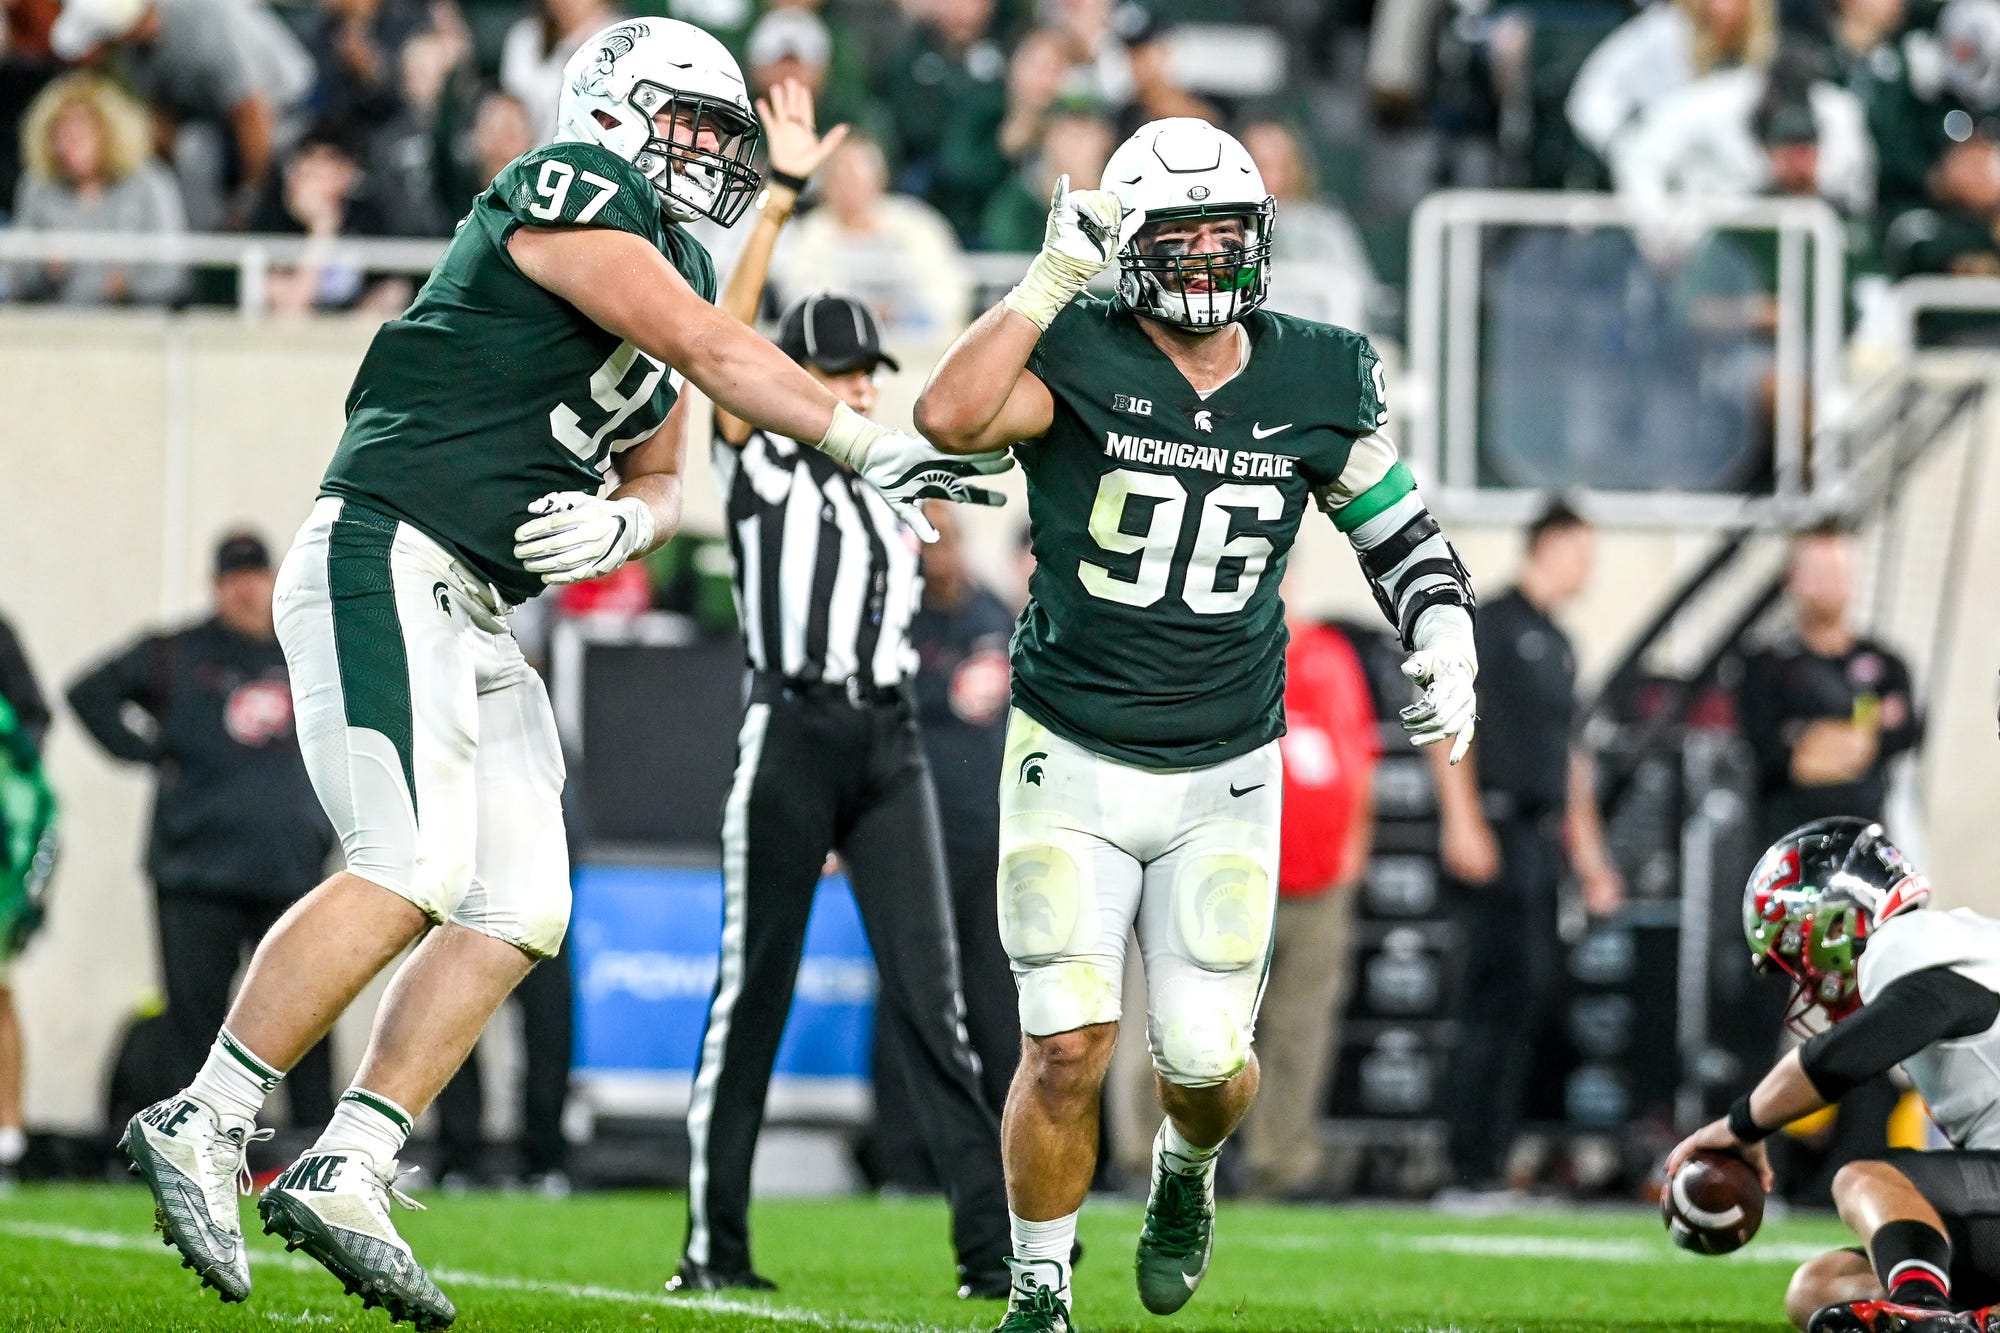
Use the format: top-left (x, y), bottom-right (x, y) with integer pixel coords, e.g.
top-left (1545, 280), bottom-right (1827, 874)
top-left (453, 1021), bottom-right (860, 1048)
top-left (154, 889), bottom-right (335, 1127)
top-left (864, 820), bottom-right (1019, 1190)
top-left (435, 947), bottom-right (574, 1178)
top-left (1852, 1149), bottom-right (2000, 1307)
top-left (681, 692), bottom-right (1007, 1278)
top-left (1442, 816), bottom-right (1563, 1187)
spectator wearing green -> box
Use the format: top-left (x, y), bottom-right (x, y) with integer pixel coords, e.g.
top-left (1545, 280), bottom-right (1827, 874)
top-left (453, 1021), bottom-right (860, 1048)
top-left (744, 6), bottom-right (886, 159)
top-left (1864, 0), bottom-right (2000, 221)
top-left (979, 107), bottom-right (1114, 250)
top-left (0, 612), bottom-right (55, 1189)
top-left (933, 26), bottom-right (1073, 242)
top-left (881, 0), bottom-right (1007, 222)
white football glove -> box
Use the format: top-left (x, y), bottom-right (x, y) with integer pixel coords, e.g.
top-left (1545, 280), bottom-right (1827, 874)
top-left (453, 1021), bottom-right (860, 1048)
top-left (1002, 173), bottom-right (1125, 331)
top-left (512, 491), bottom-right (656, 585)
top-left (1399, 604), bottom-right (1479, 764)
top-left (818, 403), bottom-right (1012, 541)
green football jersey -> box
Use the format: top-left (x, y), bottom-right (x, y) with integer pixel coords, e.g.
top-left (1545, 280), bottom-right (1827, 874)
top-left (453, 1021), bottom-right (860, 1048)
top-left (322, 141), bottom-right (716, 605)
top-left (1012, 295), bottom-right (1387, 769)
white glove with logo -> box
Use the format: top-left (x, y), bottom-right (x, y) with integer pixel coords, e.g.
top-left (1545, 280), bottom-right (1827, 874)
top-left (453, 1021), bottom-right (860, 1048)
top-left (818, 404), bottom-right (1013, 541)
top-left (1002, 173), bottom-right (1126, 331)
top-left (512, 491), bottom-right (655, 585)
top-left (1399, 604), bottom-right (1479, 764)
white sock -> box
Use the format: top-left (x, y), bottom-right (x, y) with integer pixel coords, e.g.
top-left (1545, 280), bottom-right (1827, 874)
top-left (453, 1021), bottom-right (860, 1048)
top-left (0, 1125), bottom-right (25, 1165)
top-left (186, 1028), bottom-right (282, 1126)
top-left (1158, 1119), bottom-right (1221, 1177)
top-left (312, 1088), bottom-right (413, 1168)
top-left (1008, 1211), bottom-right (1076, 1303)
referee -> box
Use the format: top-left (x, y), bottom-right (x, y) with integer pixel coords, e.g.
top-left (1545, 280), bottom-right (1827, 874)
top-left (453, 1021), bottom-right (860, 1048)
top-left (671, 82), bottom-right (1008, 1299)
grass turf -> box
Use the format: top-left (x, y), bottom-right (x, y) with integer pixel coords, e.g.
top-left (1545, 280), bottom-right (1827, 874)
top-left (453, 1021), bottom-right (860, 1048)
top-left (0, 1182), bottom-right (1853, 1332)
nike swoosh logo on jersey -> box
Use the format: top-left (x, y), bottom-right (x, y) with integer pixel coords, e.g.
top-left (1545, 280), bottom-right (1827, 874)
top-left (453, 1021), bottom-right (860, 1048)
top-left (1229, 783), bottom-right (1265, 798)
top-left (1250, 422), bottom-right (1293, 439)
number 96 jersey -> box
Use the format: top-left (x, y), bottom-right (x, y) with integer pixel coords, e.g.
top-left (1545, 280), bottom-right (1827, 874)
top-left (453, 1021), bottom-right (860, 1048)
top-left (1013, 295), bottom-right (1386, 770)
top-left (321, 142), bottom-right (716, 606)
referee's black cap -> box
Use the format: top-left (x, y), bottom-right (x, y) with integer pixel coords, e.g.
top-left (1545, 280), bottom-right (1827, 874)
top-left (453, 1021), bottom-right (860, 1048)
top-left (776, 292), bottom-right (900, 375)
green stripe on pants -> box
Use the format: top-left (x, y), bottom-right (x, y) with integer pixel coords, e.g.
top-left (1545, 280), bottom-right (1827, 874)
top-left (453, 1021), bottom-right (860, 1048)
top-left (326, 506), bottom-right (418, 817)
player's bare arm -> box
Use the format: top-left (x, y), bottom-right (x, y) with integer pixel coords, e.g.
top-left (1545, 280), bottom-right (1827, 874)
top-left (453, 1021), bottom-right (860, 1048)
top-left (914, 175), bottom-right (1119, 454)
top-left (713, 79), bottom-right (847, 447)
top-left (511, 226), bottom-right (1011, 541)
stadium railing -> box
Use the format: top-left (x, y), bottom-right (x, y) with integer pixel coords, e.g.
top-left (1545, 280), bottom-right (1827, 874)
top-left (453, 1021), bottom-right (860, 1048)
top-left (1406, 190), bottom-right (1848, 526)
top-left (1882, 275), bottom-right (2000, 353)
top-left (0, 231), bottom-right (1374, 340)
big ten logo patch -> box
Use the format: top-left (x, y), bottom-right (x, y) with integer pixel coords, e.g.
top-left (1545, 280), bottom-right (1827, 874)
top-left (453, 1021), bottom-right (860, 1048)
top-left (1113, 394), bottom-right (1153, 416)
top-left (225, 678), bottom-right (295, 746)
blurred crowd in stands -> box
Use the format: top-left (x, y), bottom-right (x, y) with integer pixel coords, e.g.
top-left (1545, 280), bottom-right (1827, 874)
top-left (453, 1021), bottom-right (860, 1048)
top-left (5, 0), bottom-right (2000, 325)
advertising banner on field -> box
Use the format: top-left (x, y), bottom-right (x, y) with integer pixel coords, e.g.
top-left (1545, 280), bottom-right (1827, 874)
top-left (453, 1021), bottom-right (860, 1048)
top-left (570, 863), bottom-right (877, 1080)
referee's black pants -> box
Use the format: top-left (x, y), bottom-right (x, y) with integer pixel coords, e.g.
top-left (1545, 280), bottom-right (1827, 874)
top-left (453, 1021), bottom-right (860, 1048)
top-left (681, 686), bottom-right (1007, 1281)
top-left (154, 888), bottom-right (335, 1128)
top-left (1441, 814), bottom-right (1564, 1187)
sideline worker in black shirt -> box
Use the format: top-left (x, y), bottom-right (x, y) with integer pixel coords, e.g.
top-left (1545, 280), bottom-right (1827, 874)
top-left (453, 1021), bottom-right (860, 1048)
top-left (67, 532), bottom-right (337, 1125)
top-left (1738, 522), bottom-right (1922, 848)
top-left (1430, 499), bottom-right (1623, 1197)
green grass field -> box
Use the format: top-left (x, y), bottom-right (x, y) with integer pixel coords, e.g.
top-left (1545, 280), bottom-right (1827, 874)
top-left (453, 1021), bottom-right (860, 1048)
top-left (0, 1183), bottom-right (1853, 1332)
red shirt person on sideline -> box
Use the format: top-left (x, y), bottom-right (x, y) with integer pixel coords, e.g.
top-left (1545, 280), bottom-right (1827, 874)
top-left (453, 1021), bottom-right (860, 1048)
top-left (1244, 617), bottom-right (1380, 1198)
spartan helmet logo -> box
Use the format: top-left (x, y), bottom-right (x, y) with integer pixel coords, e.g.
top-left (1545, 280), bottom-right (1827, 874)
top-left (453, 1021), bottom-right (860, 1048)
top-left (1018, 751), bottom-right (1048, 786)
top-left (579, 22), bottom-right (649, 92)
top-left (1194, 410), bottom-right (1214, 432)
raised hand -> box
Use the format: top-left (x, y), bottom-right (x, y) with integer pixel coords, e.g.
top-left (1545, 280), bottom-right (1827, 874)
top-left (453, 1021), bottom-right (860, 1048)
top-left (755, 78), bottom-right (848, 185)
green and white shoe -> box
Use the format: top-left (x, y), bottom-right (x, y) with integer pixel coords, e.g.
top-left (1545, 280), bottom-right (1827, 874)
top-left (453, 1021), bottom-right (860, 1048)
top-left (259, 1151), bottom-right (456, 1330)
top-left (1134, 1141), bottom-right (1215, 1315)
top-left (119, 1096), bottom-right (270, 1302)
top-left (993, 1259), bottom-right (1073, 1333)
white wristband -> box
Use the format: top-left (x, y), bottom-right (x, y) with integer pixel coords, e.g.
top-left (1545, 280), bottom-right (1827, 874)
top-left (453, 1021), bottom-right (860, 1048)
top-left (1002, 250), bottom-right (1096, 332)
top-left (817, 401), bottom-right (886, 470)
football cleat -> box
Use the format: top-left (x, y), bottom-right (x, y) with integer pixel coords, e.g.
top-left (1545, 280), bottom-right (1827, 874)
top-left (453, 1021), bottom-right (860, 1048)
top-left (1808, 1300), bottom-right (1981, 1333)
top-left (1134, 1138), bottom-right (1216, 1315)
top-left (665, 1260), bottom-right (778, 1293)
top-left (119, 1096), bottom-right (271, 1303)
top-left (258, 1152), bottom-right (455, 1330)
top-left (993, 1259), bottom-right (1072, 1333)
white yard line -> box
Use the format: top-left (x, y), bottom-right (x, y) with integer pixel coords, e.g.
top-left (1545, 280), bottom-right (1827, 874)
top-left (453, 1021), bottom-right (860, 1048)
top-left (0, 1220), bottom-right (968, 1333)
top-left (1239, 1228), bottom-right (1832, 1266)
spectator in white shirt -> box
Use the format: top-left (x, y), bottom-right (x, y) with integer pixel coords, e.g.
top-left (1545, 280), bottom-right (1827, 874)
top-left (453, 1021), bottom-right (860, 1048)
top-left (1568, 0), bottom-right (1778, 163)
top-left (498, 0), bottom-right (621, 143)
top-left (773, 133), bottom-right (973, 344)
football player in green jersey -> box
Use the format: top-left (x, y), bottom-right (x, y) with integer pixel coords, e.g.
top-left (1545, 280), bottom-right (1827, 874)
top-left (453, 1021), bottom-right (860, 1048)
top-left (915, 118), bottom-right (1479, 1332)
top-left (118, 19), bottom-right (1009, 1330)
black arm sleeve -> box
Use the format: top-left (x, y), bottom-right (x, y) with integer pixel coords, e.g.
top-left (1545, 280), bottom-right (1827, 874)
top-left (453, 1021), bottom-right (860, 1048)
top-left (0, 614), bottom-right (51, 758)
top-left (1799, 965), bottom-right (2000, 1102)
top-left (66, 637), bottom-right (167, 765)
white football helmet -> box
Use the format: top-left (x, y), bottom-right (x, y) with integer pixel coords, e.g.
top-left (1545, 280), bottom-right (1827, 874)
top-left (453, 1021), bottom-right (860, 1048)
top-left (556, 18), bottom-right (763, 226)
top-left (1103, 118), bottom-right (1276, 331)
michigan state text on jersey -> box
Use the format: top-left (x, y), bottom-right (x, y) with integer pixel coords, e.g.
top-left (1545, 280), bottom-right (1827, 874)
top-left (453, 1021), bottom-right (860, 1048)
top-left (914, 117), bottom-right (1479, 1333)
top-left (1012, 292), bottom-right (1391, 768)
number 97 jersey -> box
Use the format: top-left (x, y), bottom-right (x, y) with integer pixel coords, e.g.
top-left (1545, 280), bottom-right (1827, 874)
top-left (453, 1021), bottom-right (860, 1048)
top-left (321, 142), bottom-right (716, 607)
top-left (1012, 294), bottom-right (1387, 770)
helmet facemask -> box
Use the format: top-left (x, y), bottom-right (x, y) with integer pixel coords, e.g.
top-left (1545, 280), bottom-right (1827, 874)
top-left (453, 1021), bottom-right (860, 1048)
top-left (1741, 819), bottom-right (1931, 1036)
top-left (626, 81), bottom-right (761, 226)
top-left (1116, 200), bottom-right (1275, 332)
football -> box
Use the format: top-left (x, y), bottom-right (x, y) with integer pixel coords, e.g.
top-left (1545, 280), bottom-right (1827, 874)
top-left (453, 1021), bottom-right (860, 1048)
top-left (1662, 1150), bottom-right (1766, 1255)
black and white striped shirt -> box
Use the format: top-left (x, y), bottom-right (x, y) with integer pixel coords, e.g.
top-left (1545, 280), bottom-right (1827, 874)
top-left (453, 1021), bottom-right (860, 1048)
top-left (714, 427), bottom-right (922, 689)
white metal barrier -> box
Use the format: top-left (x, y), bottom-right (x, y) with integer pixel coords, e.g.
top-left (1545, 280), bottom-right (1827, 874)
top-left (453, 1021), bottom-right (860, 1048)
top-left (1883, 276), bottom-right (2000, 353)
top-left (1407, 191), bottom-right (1848, 526)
